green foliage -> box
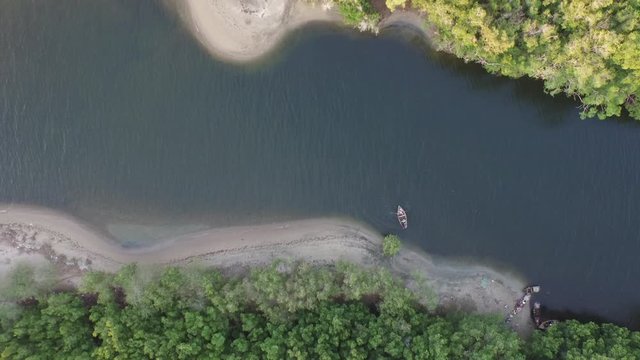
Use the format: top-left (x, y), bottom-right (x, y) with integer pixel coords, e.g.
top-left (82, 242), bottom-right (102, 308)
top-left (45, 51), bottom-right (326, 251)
top-left (528, 320), bottom-right (640, 359)
top-left (0, 263), bottom-right (58, 334)
top-left (78, 270), bottom-right (115, 304)
top-left (383, 234), bottom-right (402, 257)
top-left (448, 314), bottom-right (525, 359)
top-left (386, 0), bottom-right (406, 11)
top-left (1, 293), bottom-right (94, 360)
top-left (0, 262), bottom-right (638, 359)
top-left (409, 0), bottom-right (640, 120)
top-left (334, 0), bottom-right (381, 29)
top-left (0, 263), bottom-right (57, 302)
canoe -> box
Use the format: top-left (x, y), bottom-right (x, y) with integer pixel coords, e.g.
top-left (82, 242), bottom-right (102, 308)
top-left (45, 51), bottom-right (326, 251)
top-left (397, 206), bottom-right (408, 229)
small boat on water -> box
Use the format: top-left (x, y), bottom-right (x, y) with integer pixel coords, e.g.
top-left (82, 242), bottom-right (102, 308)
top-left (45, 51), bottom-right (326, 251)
top-left (397, 206), bottom-right (408, 229)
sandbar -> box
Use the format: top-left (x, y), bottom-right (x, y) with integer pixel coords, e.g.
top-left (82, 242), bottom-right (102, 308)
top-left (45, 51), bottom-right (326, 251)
top-left (181, 0), bottom-right (340, 62)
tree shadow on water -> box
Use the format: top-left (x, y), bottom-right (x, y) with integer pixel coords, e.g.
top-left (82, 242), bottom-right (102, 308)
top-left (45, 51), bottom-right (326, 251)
top-left (623, 306), bottom-right (640, 331)
top-left (609, 110), bottom-right (640, 128)
top-left (426, 49), bottom-right (640, 128)
top-left (424, 50), bottom-right (577, 128)
top-left (380, 29), bottom-right (640, 128)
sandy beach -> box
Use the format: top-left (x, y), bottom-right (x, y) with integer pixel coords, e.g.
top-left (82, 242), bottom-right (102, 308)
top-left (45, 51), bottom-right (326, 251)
top-left (0, 204), bottom-right (533, 331)
top-left (181, 0), bottom-right (340, 62)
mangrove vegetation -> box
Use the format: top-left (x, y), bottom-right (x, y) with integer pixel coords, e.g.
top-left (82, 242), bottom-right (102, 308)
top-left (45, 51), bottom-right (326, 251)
top-left (1, 261), bottom-right (639, 359)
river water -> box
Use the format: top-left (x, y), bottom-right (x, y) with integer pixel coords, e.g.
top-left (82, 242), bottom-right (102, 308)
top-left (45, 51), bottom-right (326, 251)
top-left (1, 0), bottom-right (640, 325)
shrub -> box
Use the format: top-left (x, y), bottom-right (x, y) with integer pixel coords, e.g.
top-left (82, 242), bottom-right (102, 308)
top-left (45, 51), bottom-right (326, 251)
top-left (382, 234), bottom-right (401, 257)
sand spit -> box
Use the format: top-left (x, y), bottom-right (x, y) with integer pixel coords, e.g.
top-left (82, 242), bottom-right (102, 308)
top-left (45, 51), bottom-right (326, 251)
top-left (182, 0), bottom-right (340, 62)
top-left (0, 204), bottom-right (532, 330)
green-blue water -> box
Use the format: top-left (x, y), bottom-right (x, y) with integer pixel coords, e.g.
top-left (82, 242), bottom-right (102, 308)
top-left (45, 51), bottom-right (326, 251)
top-left (2, 0), bottom-right (640, 325)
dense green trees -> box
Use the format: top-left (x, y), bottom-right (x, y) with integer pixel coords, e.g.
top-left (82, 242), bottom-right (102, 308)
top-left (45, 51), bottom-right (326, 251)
top-left (528, 320), bottom-right (640, 359)
top-left (1, 262), bottom-right (639, 359)
top-left (1, 293), bottom-right (94, 360)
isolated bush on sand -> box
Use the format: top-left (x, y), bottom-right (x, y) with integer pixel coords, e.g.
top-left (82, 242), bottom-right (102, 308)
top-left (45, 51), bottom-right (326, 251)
top-left (382, 234), bottom-right (401, 257)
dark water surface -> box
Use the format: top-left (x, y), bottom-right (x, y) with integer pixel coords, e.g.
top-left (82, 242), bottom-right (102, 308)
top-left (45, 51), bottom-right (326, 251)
top-left (2, 0), bottom-right (640, 325)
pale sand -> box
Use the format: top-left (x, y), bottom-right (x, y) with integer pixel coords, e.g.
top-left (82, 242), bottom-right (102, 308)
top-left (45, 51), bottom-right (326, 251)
top-left (0, 204), bottom-right (533, 331)
top-left (182, 0), bottom-right (340, 62)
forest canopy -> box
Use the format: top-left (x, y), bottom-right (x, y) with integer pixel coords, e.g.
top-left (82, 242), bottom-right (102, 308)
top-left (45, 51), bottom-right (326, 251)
top-left (1, 261), bottom-right (640, 359)
top-left (333, 0), bottom-right (640, 121)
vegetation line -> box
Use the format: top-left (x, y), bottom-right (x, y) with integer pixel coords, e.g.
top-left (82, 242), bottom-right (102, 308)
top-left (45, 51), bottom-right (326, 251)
top-left (1, 261), bottom-right (639, 359)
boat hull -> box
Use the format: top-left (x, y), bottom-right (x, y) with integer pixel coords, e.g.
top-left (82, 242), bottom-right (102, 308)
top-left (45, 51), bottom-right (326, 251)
top-left (397, 206), bottom-right (408, 229)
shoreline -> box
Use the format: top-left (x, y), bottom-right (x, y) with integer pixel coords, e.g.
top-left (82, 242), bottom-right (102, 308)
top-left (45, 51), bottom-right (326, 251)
top-left (177, 0), bottom-right (430, 64)
top-left (179, 0), bottom-right (342, 63)
top-left (0, 204), bottom-right (532, 331)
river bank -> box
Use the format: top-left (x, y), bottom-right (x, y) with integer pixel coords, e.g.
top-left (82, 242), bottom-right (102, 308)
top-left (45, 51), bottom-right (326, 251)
top-left (177, 0), bottom-right (429, 63)
top-left (0, 204), bottom-right (532, 330)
